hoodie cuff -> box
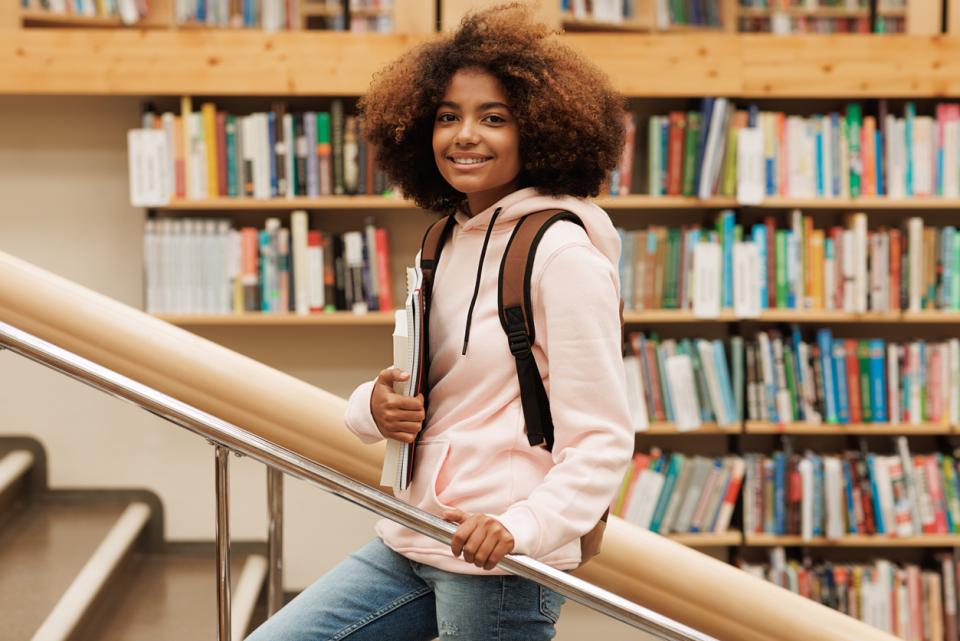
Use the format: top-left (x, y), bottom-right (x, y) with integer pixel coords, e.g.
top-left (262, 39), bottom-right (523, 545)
top-left (343, 380), bottom-right (384, 444)
top-left (495, 504), bottom-right (541, 557)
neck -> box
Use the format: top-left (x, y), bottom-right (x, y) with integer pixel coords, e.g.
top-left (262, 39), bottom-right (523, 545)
top-left (464, 179), bottom-right (520, 217)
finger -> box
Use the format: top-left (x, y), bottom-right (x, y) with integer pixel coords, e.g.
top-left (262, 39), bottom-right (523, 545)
top-left (386, 421), bottom-right (422, 435)
top-left (450, 518), bottom-right (480, 558)
top-left (385, 428), bottom-right (418, 444)
top-left (378, 368), bottom-right (410, 384)
top-left (442, 509), bottom-right (466, 524)
top-left (460, 520), bottom-right (489, 565)
top-left (472, 531), bottom-right (500, 568)
top-left (390, 394), bottom-right (425, 411)
top-left (483, 539), bottom-right (514, 571)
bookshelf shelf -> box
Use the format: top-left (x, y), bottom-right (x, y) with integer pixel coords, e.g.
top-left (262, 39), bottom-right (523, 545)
top-left (667, 530), bottom-right (742, 547)
top-left (158, 196), bottom-right (413, 211)
top-left (6, 31), bottom-right (960, 97)
top-left (744, 421), bottom-right (953, 435)
top-left (737, 7), bottom-right (869, 19)
top-left (643, 422), bottom-right (740, 435)
top-left (744, 533), bottom-right (960, 547)
top-left (156, 311), bottom-right (396, 326)
top-left (20, 9), bottom-right (124, 27)
top-left (739, 196), bottom-right (960, 210)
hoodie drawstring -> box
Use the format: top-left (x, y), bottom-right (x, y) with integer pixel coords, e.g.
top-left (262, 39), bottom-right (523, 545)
top-left (461, 207), bottom-right (502, 356)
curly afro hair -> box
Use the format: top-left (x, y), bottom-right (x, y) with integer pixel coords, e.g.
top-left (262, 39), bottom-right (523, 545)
top-left (357, 2), bottom-right (626, 213)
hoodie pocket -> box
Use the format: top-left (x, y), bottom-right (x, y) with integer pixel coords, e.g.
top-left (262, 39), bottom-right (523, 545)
top-left (402, 439), bottom-right (452, 515)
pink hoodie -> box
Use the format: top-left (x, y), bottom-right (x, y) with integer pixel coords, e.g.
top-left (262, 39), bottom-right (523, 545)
top-left (344, 187), bottom-right (633, 575)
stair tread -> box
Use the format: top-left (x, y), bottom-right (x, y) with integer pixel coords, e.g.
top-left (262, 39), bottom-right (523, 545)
top-left (0, 501), bottom-right (127, 639)
top-left (81, 550), bottom-right (254, 641)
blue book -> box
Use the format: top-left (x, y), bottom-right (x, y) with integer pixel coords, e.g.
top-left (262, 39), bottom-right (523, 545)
top-left (692, 458), bottom-right (724, 533)
top-left (866, 454), bottom-right (886, 534)
top-left (868, 339), bottom-right (887, 422)
top-left (719, 211), bottom-right (735, 309)
top-left (815, 117), bottom-right (824, 197)
top-left (650, 454), bottom-right (684, 533)
top-left (944, 227), bottom-right (956, 309)
top-left (832, 340), bottom-right (850, 424)
top-left (773, 452), bottom-right (786, 535)
top-left (747, 104), bottom-right (759, 128)
top-left (659, 120), bottom-right (669, 195)
top-left (713, 340), bottom-right (737, 425)
top-left (259, 230), bottom-right (272, 312)
top-left (243, 0), bottom-right (253, 26)
top-left (817, 329), bottom-right (839, 423)
top-left (751, 224), bottom-right (768, 310)
top-left (830, 112), bottom-right (841, 197)
top-left (267, 112), bottom-right (278, 198)
top-left (905, 102), bottom-right (916, 197)
top-left (875, 129), bottom-right (884, 196)
top-left (811, 454), bottom-right (824, 537)
top-left (841, 459), bottom-right (858, 534)
top-left (616, 227), bottom-right (628, 304)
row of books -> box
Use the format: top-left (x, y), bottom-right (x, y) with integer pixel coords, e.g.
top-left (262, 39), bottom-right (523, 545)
top-left (623, 333), bottom-right (743, 430)
top-left (22, 0), bottom-right (145, 23)
top-left (616, 211), bottom-right (960, 316)
top-left (610, 449), bottom-right (744, 535)
top-left (129, 99), bottom-right (393, 207)
top-left (747, 327), bottom-right (960, 426)
top-left (173, 0), bottom-right (393, 31)
top-left (743, 438), bottom-right (960, 538)
top-left (741, 550), bottom-right (955, 641)
top-left (647, 100), bottom-right (960, 202)
top-left (143, 213), bottom-right (393, 315)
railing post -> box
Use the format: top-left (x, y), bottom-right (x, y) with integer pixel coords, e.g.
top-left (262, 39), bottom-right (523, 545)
top-left (267, 467), bottom-right (284, 616)
top-left (215, 444), bottom-right (232, 641)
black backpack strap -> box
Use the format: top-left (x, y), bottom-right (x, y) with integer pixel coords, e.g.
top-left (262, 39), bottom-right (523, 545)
top-left (418, 214), bottom-right (457, 409)
top-left (498, 209), bottom-right (586, 451)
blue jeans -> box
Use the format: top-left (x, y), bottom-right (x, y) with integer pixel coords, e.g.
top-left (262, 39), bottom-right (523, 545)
top-left (245, 538), bottom-right (566, 641)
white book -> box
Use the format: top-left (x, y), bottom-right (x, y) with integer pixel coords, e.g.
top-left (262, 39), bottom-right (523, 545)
top-left (839, 117), bottom-right (850, 198)
top-left (254, 113), bottom-right (272, 200)
top-left (887, 343), bottom-right (901, 424)
top-left (692, 241), bottom-right (721, 318)
top-left (848, 213), bottom-right (868, 313)
top-left (885, 115), bottom-right (903, 198)
top-left (913, 116), bottom-right (934, 196)
top-left (623, 355), bottom-right (650, 432)
top-left (872, 456), bottom-right (896, 536)
top-left (283, 113), bottom-right (296, 198)
top-left (840, 230), bottom-right (855, 312)
top-left (697, 339), bottom-right (730, 426)
top-left (291, 211), bottom-right (310, 315)
top-left (665, 354), bottom-right (701, 431)
top-left (907, 217), bottom-right (923, 311)
top-left (736, 126), bottom-right (764, 205)
top-left (633, 469), bottom-right (665, 530)
top-left (950, 339), bottom-right (960, 425)
top-left (712, 457), bottom-right (744, 534)
top-left (908, 342), bottom-right (922, 423)
top-left (381, 309), bottom-right (410, 490)
top-left (698, 98), bottom-right (728, 199)
top-left (824, 456), bottom-right (845, 540)
top-left (127, 129), bottom-right (171, 207)
top-left (732, 241), bottom-right (760, 318)
top-left (307, 235), bottom-right (325, 312)
top-left (821, 116), bottom-right (834, 197)
top-left (799, 457), bottom-right (813, 541)
top-left (945, 119), bottom-right (959, 197)
top-left (189, 113), bottom-right (208, 200)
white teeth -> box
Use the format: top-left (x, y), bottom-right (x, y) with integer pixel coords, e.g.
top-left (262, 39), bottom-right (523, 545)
top-left (451, 157), bottom-right (489, 165)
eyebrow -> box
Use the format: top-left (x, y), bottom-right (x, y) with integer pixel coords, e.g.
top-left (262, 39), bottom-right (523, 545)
top-left (437, 100), bottom-right (511, 111)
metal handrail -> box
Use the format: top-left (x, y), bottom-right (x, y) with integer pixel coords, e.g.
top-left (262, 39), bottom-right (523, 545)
top-left (0, 319), bottom-right (717, 641)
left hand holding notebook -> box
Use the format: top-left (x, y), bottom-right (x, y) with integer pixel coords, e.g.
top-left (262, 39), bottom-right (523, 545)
top-left (370, 367), bottom-right (425, 444)
top-left (443, 509), bottom-right (515, 571)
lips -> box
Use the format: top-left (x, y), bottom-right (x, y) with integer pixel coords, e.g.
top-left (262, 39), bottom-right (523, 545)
top-left (448, 155), bottom-right (493, 170)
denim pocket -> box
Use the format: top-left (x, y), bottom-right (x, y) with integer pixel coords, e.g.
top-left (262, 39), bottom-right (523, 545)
top-left (538, 585), bottom-right (565, 623)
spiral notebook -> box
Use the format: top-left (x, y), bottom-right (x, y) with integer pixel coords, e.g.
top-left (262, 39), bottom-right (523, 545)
top-left (380, 263), bottom-right (425, 492)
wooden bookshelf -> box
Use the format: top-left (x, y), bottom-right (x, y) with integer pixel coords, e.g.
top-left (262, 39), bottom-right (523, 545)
top-left (738, 7), bottom-right (870, 19)
top-left (156, 311), bottom-right (396, 326)
top-left (667, 530), bottom-right (742, 547)
top-left (159, 196), bottom-right (412, 210)
top-left (560, 13), bottom-right (653, 33)
top-left (744, 533), bottom-right (960, 547)
top-left (20, 9), bottom-right (124, 28)
top-left (8, 31), bottom-right (960, 97)
top-left (745, 421), bottom-right (953, 435)
top-left (643, 422), bottom-right (741, 435)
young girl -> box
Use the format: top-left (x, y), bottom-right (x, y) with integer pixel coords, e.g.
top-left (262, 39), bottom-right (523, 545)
top-left (246, 4), bottom-right (633, 639)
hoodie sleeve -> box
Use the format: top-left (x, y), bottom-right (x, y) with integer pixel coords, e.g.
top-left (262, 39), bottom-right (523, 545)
top-left (344, 379), bottom-right (386, 444)
top-left (494, 240), bottom-right (634, 559)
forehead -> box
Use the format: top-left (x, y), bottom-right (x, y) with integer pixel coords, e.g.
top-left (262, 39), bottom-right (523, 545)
top-left (441, 68), bottom-right (509, 105)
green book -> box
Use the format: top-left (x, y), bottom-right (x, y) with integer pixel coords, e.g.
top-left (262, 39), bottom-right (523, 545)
top-left (225, 114), bottom-right (238, 197)
top-left (664, 228), bottom-right (680, 309)
top-left (775, 230), bottom-right (788, 308)
top-left (720, 114), bottom-right (739, 197)
top-left (648, 116), bottom-right (661, 195)
top-left (783, 344), bottom-right (799, 422)
top-left (682, 112), bottom-right (701, 196)
top-left (857, 340), bottom-right (872, 422)
top-left (847, 103), bottom-right (862, 198)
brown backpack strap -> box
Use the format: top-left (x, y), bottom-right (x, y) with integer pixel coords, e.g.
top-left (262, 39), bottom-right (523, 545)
top-left (498, 209), bottom-right (586, 451)
top-left (417, 215), bottom-right (457, 409)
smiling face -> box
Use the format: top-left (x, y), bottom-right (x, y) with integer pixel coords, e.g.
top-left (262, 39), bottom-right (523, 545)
top-left (432, 67), bottom-right (522, 216)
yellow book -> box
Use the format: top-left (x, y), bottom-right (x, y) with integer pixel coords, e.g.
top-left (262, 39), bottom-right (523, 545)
top-left (202, 102), bottom-right (219, 198)
top-left (180, 96), bottom-right (192, 200)
top-left (809, 229), bottom-right (824, 310)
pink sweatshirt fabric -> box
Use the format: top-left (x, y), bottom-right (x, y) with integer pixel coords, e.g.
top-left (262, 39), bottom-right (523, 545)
top-left (344, 187), bottom-right (633, 575)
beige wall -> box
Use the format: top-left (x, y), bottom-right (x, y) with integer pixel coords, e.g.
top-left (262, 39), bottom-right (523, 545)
top-left (0, 96), bottom-right (653, 640)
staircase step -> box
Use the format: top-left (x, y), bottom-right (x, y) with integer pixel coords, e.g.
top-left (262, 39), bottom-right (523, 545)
top-left (75, 549), bottom-right (268, 641)
top-left (0, 501), bottom-right (128, 640)
top-left (0, 450), bottom-right (35, 520)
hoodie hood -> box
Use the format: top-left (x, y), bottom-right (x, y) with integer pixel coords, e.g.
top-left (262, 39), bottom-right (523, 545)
top-left (454, 187), bottom-right (622, 278)
top-left (453, 187), bottom-right (621, 356)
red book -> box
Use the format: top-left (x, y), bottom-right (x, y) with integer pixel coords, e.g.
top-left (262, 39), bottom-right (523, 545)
top-left (666, 112), bottom-right (686, 196)
top-left (173, 115), bottom-right (186, 199)
top-left (765, 216), bottom-right (777, 309)
top-left (307, 231), bottom-right (324, 313)
top-left (366, 142), bottom-right (377, 195)
top-left (830, 226), bottom-right (845, 310)
top-left (862, 116), bottom-right (876, 196)
top-left (374, 227), bottom-right (393, 311)
top-left (844, 339), bottom-right (862, 423)
top-left (645, 340), bottom-right (665, 422)
top-left (926, 455), bottom-right (950, 533)
top-left (619, 112), bottom-right (637, 195)
top-left (889, 228), bottom-right (901, 311)
top-left (215, 111), bottom-right (228, 198)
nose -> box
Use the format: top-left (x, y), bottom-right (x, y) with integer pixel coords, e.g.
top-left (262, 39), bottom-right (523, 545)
top-left (453, 119), bottom-right (480, 145)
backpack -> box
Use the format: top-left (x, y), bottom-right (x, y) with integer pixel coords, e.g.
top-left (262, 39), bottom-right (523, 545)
top-left (418, 208), bottom-right (625, 565)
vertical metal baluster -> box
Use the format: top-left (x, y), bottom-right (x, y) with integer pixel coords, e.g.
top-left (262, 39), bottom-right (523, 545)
top-left (215, 445), bottom-right (232, 641)
top-left (267, 466), bottom-right (284, 616)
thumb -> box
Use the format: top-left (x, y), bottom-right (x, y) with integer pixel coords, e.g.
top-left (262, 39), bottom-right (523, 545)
top-left (379, 368), bottom-right (410, 385)
top-left (442, 508), bottom-right (466, 524)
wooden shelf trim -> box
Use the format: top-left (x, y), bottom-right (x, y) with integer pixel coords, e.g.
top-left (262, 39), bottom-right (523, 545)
top-left (642, 422), bottom-right (740, 435)
top-left (745, 421), bottom-right (953, 435)
top-left (666, 530), bottom-right (743, 546)
top-left (20, 9), bottom-right (124, 27)
top-left (155, 311), bottom-right (396, 325)
top-left (7, 31), bottom-right (960, 96)
top-left (744, 533), bottom-right (960, 547)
